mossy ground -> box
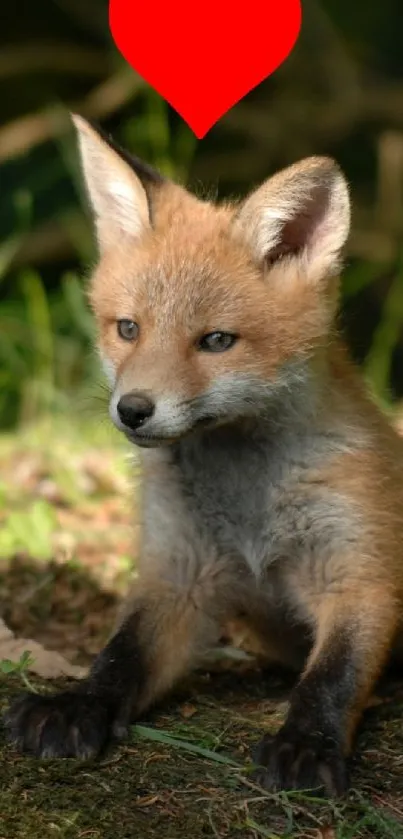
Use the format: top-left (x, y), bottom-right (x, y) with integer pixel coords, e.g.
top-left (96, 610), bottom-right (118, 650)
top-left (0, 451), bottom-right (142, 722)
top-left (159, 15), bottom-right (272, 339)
top-left (1, 421), bottom-right (403, 839)
top-left (1, 670), bottom-right (403, 839)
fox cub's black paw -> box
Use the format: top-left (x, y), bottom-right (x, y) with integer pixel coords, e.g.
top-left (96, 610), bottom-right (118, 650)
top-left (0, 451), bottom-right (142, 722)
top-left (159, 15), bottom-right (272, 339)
top-left (252, 727), bottom-right (348, 797)
top-left (4, 690), bottom-right (126, 759)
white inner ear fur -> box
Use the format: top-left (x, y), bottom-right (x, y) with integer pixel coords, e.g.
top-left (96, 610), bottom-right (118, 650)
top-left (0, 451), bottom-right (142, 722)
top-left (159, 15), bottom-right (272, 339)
top-left (71, 114), bottom-right (150, 251)
top-left (234, 157), bottom-right (351, 283)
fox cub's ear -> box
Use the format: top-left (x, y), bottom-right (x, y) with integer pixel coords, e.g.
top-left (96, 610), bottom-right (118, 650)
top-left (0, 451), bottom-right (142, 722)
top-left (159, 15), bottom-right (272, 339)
top-left (71, 114), bottom-right (163, 252)
top-left (234, 157), bottom-right (350, 282)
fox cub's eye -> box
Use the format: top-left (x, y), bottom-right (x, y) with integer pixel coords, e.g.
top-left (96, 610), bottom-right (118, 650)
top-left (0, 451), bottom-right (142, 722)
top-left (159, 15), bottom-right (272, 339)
top-left (198, 332), bottom-right (238, 353)
top-left (117, 319), bottom-right (139, 341)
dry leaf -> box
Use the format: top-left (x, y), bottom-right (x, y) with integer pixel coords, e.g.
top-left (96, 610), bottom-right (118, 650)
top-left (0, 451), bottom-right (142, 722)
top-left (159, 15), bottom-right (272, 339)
top-left (180, 703), bottom-right (198, 719)
top-left (316, 827), bottom-right (336, 839)
top-left (0, 617), bottom-right (87, 680)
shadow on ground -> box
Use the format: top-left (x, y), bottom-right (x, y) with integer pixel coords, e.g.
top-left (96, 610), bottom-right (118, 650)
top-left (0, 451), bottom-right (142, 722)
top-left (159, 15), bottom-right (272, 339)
top-left (0, 554), bottom-right (119, 666)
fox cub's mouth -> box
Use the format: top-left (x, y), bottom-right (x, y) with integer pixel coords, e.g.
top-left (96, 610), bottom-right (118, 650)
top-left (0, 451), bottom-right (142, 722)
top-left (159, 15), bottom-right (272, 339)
top-left (124, 430), bottom-right (177, 448)
top-left (123, 415), bottom-right (219, 448)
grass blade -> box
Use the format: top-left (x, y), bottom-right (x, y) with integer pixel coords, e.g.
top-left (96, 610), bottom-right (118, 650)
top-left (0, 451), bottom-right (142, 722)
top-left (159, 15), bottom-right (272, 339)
top-left (245, 820), bottom-right (282, 839)
top-left (133, 724), bottom-right (241, 767)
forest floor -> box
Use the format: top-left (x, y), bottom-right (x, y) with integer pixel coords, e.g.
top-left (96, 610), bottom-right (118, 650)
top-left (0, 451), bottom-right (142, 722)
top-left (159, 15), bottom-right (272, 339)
top-left (0, 419), bottom-right (403, 839)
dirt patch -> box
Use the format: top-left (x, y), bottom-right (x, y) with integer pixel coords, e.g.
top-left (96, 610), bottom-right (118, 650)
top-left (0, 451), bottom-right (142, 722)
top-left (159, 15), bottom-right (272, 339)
top-left (0, 555), bottom-right (119, 665)
top-left (0, 421), bottom-right (132, 665)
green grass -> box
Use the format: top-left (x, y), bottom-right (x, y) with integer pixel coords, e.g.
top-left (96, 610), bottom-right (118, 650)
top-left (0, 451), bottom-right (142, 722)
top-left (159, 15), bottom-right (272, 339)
top-left (133, 723), bottom-right (241, 767)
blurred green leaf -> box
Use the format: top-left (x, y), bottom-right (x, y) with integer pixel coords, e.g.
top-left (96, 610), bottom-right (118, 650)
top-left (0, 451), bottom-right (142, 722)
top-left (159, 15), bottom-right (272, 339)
top-left (365, 253), bottom-right (403, 400)
top-left (0, 500), bottom-right (57, 560)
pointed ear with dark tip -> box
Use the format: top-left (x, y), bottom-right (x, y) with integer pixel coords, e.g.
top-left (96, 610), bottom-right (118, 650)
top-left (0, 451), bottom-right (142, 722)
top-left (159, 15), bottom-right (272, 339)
top-left (71, 114), bottom-right (162, 252)
top-left (233, 157), bottom-right (350, 283)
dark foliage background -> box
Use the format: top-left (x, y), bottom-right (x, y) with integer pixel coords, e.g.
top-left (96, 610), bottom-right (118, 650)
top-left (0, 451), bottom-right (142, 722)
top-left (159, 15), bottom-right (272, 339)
top-left (1, 0), bottom-right (403, 428)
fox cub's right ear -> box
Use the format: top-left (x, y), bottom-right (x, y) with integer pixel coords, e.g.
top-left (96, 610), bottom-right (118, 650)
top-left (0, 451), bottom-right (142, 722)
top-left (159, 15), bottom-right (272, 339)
top-left (71, 114), bottom-right (164, 253)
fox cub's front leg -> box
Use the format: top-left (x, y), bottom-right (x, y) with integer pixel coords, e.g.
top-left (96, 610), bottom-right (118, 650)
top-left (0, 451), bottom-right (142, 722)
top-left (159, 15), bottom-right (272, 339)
top-left (5, 607), bottom-right (147, 759)
top-left (5, 558), bottom-right (245, 758)
top-left (253, 583), bottom-right (399, 796)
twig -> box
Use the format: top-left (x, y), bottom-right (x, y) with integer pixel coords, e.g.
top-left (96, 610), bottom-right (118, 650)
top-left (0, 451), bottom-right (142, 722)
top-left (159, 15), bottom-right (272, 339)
top-left (0, 43), bottom-right (109, 79)
top-left (234, 774), bottom-right (325, 827)
top-left (0, 68), bottom-right (145, 163)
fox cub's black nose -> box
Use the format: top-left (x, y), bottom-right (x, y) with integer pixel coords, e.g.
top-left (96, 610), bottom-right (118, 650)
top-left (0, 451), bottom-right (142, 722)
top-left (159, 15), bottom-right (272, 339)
top-left (117, 392), bottom-right (155, 430)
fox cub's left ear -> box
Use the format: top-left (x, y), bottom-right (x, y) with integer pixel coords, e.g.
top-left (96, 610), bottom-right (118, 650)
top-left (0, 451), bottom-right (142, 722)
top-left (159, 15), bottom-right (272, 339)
top-left (71, 114), bottom-right (164, 253)
top-left (234, 156), bottom-right (350, 282)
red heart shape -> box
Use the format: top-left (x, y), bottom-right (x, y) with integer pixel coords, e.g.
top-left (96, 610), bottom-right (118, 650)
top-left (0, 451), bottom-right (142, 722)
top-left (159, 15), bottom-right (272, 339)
top-left (109, 0), bottom-right (302, 139)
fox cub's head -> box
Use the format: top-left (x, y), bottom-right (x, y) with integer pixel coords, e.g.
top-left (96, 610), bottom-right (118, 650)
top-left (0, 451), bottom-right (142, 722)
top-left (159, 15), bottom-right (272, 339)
top-left (73, 115), bottom-right (350, 447)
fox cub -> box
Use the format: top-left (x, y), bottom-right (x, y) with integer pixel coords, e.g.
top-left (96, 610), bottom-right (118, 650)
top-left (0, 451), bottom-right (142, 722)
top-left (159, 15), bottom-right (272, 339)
top-left (6, 115), bottom-right (403, 796)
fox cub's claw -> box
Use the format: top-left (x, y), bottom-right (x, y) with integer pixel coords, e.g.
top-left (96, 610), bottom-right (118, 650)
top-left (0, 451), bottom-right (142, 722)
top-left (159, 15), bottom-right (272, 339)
top-left (4, 690), bottom-right (126, 759)
top-left (252, 727), bottom-right (348, 798)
